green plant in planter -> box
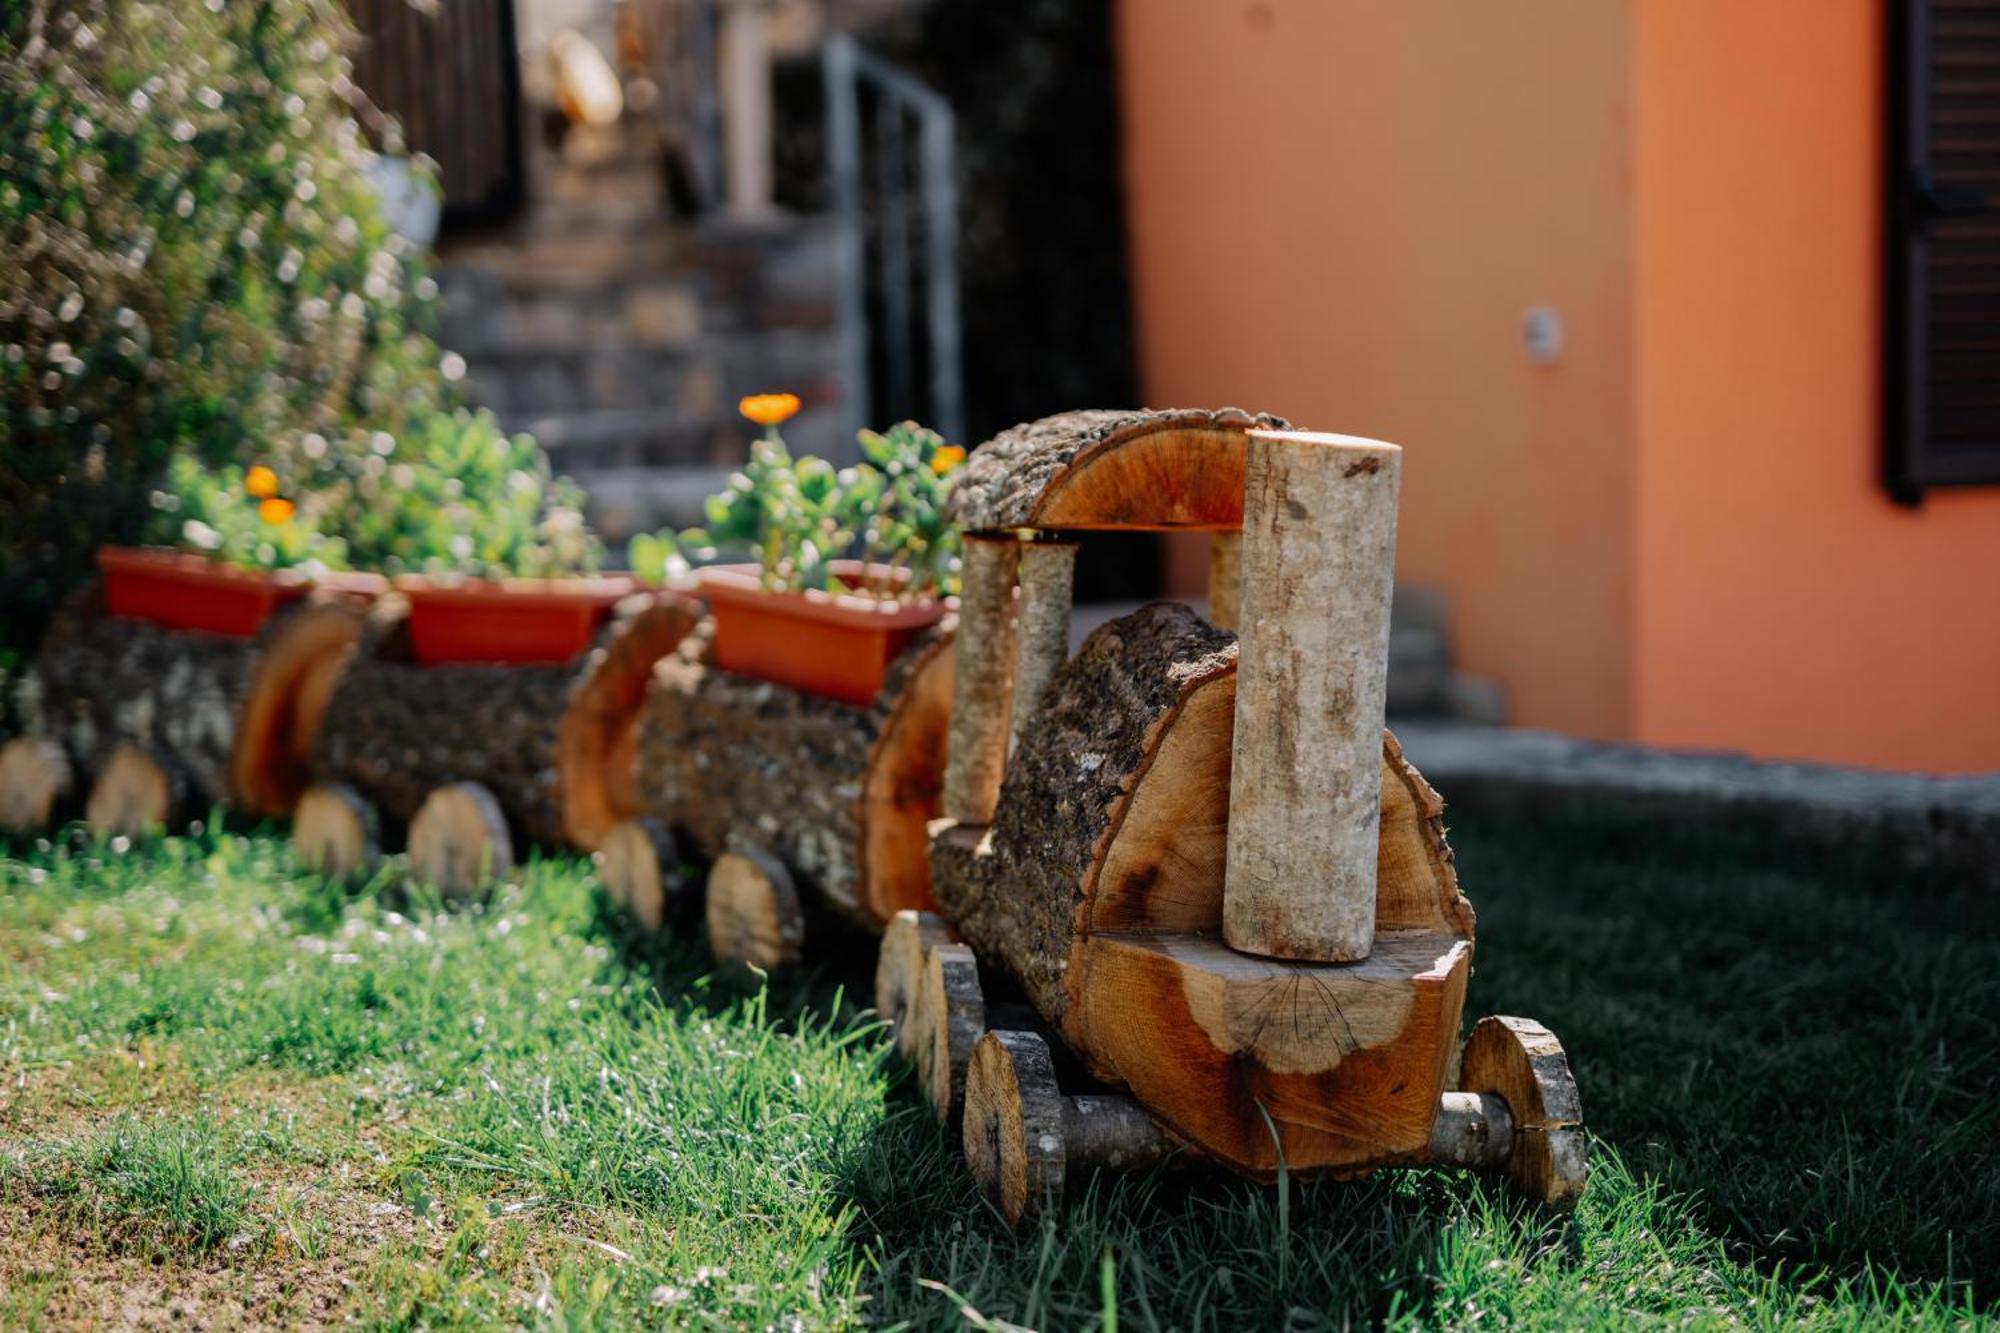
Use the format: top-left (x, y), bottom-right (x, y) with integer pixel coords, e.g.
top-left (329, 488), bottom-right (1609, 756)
top-left (629, 396), bottom-right (964, 602)
top-left (146, 454), bottom-right (351, 574)
top-left (333, 408), bottom-right (602, 580)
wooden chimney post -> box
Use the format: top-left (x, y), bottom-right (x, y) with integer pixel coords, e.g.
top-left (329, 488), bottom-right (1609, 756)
top-left (942, 534), bottom-right (1020, 825)
top-left (1008, 538), bottom-right (1078, 751)
top-left (1223, 431), bottom-right (1402, 962)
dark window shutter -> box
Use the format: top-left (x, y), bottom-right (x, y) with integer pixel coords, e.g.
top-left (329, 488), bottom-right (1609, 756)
top-left (1886, 0), bottom-right (2000, 499)
top-left (342, 0), bottom-right (526, 227)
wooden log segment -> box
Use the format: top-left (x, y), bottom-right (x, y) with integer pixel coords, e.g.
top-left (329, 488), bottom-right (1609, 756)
top-left (86, 743), bottom-right (183, 836)
top-left (311, 591), bottom-right (700, 852)
top-left (408, 780), bottom-right (513, 898)
top-left (12, 584), bottom-right (370, 823)
top-left (942, 536), bottom-right (1017, 826)
top-left (876, 908), bottom-right (957, 1052)
top-left (293, 782), bottom-right (381, 879)
top-left (929, 601), bottom-right (1477, 1180)
top-left (1008, 540), bottom-right (1077, 755)
top-left (0, 738), bottom-right (73, 833)
top-left (1458, 1016), bottom-right (1587, 1206)
top-left (1226, 430), bottom-right (1403, 962)
top-left (946, 407), bottom-right (1290, 534)
top-left (597, 816), bottom-right (684, 932)
top-left (634, 618), bottom-right (956, 929)
top-left (962, 1029), bottom-right (1175, 1227)
top-left (913, 941), bottom-right (985, 1122)
top-left (704, 844), bottom-right (804, 971)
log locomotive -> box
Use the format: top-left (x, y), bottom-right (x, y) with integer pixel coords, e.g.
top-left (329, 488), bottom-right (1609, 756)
top-left (0, 406), bottom-right (1585, 1226)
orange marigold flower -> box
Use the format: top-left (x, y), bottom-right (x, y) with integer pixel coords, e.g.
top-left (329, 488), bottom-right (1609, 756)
top-left (739, 392), bottom-right (801, 427)
top-left (258, 497), bottom-right (295, 525)
top-left (245, 465), bottom-right (279, 498)
top-left (930, 444), bottom-right (966, 474)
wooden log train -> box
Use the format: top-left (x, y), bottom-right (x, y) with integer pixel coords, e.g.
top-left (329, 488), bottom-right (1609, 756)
top-left (0, 407), bottom-right (1585, 1225)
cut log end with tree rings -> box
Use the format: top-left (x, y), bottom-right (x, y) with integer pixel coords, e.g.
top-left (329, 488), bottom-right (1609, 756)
top-left (915, 941), bottom-right (986, 1123)
top-left (85, 745), bottom-right (181, 838)
top-left (293, 782), bottom-right (381, 879)
top-left (0, 738), bottom-right (73, 833)
top-left (875, 909), bottom-right (956, 1054)
top-left (597, 816), bottom-right (682, 932)
top-left (704, 846), bottom-right (804, 972)
top-left (1459, 1015), bottom-right (1587, 1207)
top-left (962, 1029), bottom-right (1067, 1227)
top-left (407, 781), bottom-right (514, 900)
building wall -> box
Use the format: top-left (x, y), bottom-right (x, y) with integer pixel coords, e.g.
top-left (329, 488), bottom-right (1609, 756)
top-left (1119, 0), bottom-right (2000, 772)
top-left (1116, 0), bottom-right (1640, 739)
top-left (1631, 0), bottom-right (2000, 772)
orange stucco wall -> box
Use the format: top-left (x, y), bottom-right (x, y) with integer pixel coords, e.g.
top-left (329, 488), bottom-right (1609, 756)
top-left (1116, 0), bottom-right (1639, 740)
top-left (1119, 0), bottom-right (2000, 772)
top-left (1632, 0), bottom-right (2000, 773)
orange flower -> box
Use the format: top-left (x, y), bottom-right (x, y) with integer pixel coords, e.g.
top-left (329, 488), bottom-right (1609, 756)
top-left (930, 445), bottom-right (966, 475)
top-left (258, 497), bottom-right (295, 525)
top-left (245, 465), bottom-right (279, 498)
top-left (739, 392), bottom-right (801, 428)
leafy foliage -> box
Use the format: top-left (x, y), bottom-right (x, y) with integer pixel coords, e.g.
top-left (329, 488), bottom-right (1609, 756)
top-left (0, 0), bottom-right (594, 649)
top-left (149, 454), bottom-right (350, 573)
top-left (630, 419), bottom-right (962, 600)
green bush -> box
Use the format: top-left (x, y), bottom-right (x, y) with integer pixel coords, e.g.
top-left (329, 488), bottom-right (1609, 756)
top-left (0, 0), bottom-right (593, 651)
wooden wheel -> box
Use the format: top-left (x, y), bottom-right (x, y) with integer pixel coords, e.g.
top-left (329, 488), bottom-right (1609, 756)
top-left (1460, 1015), bottom-right (1587, 1207)
top-left (0, 738), bottom-right (72, 833)
top-left (875, 909), bottom-right (955, 1054)
top-left (598, 817), bottom-right (680, 931)
top-left (704, 846), bottom-right (804, 971)
top-left (407, 781), bottom-right (513, 899)
top-left (85, 744), bottom-right (180, 838)
top-left (293, 782), bottom-right (380, 879)
top-left (962, 1029), bottom-right (1066, 1227)
top-left (913, 942), bottom-right (985, 1123)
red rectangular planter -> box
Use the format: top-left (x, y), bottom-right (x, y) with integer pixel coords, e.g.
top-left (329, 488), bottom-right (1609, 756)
top-left (695, 563), bottom-right (947, 706)
top-left (98, 546), bottom-right (314, 638)
top-left (396, 575), bottom-right (638, 665)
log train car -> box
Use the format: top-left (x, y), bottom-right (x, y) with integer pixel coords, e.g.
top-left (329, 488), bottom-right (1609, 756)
top-left (0, 582), bottom-right (374, 837)
top-left (0, 405), bottom-right (1585, 1226)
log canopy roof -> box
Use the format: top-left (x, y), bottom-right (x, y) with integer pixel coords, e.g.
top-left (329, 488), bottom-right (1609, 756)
top-left (946, 407), bottom-right (1290, 534)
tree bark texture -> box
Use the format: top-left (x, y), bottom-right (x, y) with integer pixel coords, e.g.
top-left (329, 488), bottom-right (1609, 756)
top-left (946, 407), bottom-right (1290, 533)
top-left (313, 592), bottom-right (697, 849)
top-left (13, 582), bottom-right (365, 818)
top-left (634, 618), bottom-right (955, 927)
top-left (928, 601), bottom-right (1478, 1179)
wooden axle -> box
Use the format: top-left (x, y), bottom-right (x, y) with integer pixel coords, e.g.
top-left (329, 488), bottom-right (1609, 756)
top-left (1225, 430), bottom-right (1403, 963)
top-left (1205, 531), bottom-right (1242, 632)
top-left (962, 1016), bottom-right (1586, 1227)
top-left (962, 1029), bottom-right (1174, 1227)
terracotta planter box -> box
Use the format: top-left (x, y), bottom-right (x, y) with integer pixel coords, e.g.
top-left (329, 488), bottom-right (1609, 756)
top-left (396, 575), bottom-right (638, 665)
top-left (98, 546), bottom-right (316, 638)
top-left (695, 562), bottom-right (947, 706)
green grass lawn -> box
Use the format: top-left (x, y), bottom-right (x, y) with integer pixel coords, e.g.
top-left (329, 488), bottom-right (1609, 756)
top-left (0, 808), bottom-right (1994, 1329)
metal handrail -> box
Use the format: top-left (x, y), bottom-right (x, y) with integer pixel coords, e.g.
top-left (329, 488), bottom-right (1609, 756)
top-left (824, 32), bottom-right (964, 448)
